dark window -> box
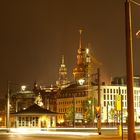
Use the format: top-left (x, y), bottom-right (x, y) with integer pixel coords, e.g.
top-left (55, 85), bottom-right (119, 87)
top-left (104, 101), bottom-right (106, 106)
top-left (104, 95), bottom-right (106, 100)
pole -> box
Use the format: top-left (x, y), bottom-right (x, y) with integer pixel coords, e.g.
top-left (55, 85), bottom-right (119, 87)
top-left (125, 0), bottom-right (136, 140)
top-left (107, 103), bottom-right (108, 126)
top-left (121, 94), bottom-right (123, 140)
top-left (119, 87), bottom-right (123, 139)
top-left (73, 93), bottom-right (75, 127)
top-left (97, 68), bottom-right (101, 135)
top-left (6, 81), bottom-right (10, 132)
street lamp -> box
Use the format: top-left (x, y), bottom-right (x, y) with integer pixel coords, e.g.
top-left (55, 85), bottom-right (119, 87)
top-left (106, 102), bottom-right (109, 125)
top-left (88, 99), bottom-right (93, 126)
top-left (6, 81), bottom-right (10, 132)
top-left (73, 92), bottom-right (76, 128)
top-left (73, 79), bottom-right (85, 128)
top-left (93, 68), bottom-right (101, 134)
top-left (21, 85), bottom-right (26, 91)
top-left (6, 82), bottom-right (30, 130)
top-left (97, 68), bottom-right (101, 135)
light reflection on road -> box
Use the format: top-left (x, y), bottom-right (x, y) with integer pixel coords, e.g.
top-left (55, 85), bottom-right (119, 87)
top-left (0, 133), bottom-right (96, 140)
top-left (1, 127), bottom-right (140, 140)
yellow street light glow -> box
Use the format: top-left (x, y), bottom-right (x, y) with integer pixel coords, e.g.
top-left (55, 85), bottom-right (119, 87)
top-left (59, 119), bottom-right (64, 123)
top-left (86, 48), bottom-right (89, 54)
top-left (88, 100), bottom-right (91, 104)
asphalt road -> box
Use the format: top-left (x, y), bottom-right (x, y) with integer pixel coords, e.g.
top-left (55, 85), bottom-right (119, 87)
top-left (0, 133), bottom-right (138, 140)
top-left (0, 128), bottom-right (140, 140)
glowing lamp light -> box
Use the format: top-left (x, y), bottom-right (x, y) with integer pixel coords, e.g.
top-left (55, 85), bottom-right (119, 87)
top-left (60, 119), bottom-right (64, 123)
top-left (86, 48), bottom-right (89, 54)
top-left (21, 85), bottom-right (26, 91)
top-left (78, 79), bottom-right (85, 85)
top-left (88, 100), bottom-right (91, 104)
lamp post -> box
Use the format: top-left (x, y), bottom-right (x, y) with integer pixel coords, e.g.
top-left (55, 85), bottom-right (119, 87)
top-left (73, 79), bottom-right (85, 128)
top-left (6, 81), bottom-right (10, 132)
top-left (88, 99), bottom-right (93, 126)
top-left (97, 68), bottom-right (101, 135)
top-left (73, 92), bottom-right (76, 128)
top-left (125, 0), bottom-right (136, 139)
top-left (107, 102), bottom-right (109, 125)
top-left (6, 82), bottom-right (29, 130)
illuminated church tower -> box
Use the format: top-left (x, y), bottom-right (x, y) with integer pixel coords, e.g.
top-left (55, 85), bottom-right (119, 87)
top-left (73, 30), bottom-right (95, 84)
top-left (56, 55), bottom-right (70, 88)
top-left (73, 30), bottom-right (85, 81)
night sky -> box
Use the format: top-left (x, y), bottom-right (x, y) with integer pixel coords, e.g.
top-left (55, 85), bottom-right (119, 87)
top-left (0, 0), bottom-right (140, 96)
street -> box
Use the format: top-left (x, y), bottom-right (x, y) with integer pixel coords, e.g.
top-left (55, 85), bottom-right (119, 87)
top-left (1, 127), bottom-right (140, 140)
top-left (0, 132), bottom-right (140, 140)
top-left (0, 133), bottom-right (124, 140)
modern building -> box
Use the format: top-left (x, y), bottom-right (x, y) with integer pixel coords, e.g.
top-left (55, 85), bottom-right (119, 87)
top-left (97, 85), bottom-right (140, 123)
top-left (111, 76), bottom-right (140, 87)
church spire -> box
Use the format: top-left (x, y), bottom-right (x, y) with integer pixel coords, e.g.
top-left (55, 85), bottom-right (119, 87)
top-left (56, 55), bottom-right (70, 88)
top-left (61, 55), bottom-right (65, 66)
top-left (73, 30), bottom-right (85, 81)
top-left (79, 29), bottom-right (83, 49)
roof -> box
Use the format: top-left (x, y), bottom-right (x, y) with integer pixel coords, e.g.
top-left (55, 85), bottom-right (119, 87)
top-left (14, 104), bottom-right (57, 115)
top-left (66, 83), bottom-right (78, 89)
top-left (61, 83), bottom-right (87, 91)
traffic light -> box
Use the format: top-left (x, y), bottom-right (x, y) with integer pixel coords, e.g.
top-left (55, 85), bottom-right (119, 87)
top-left (95, 106), bottom-right (100, 119)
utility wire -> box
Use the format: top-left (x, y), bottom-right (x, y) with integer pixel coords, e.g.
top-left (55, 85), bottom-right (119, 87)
top-left (131, 0), bottom-right (140, 6)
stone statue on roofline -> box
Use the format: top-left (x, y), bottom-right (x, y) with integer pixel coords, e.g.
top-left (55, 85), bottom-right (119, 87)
top-left (34, 92), bottom-right (43, 107)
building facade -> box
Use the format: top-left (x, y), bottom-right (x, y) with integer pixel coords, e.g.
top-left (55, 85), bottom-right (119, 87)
top-left (14, 104), bottom-right (57, 128)
top-left (56, 83), bottom-right (140, 126)
top-left (100, 85), bottom-right (140, 123)
top-left (4, 31), bottom-right (140, 129)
